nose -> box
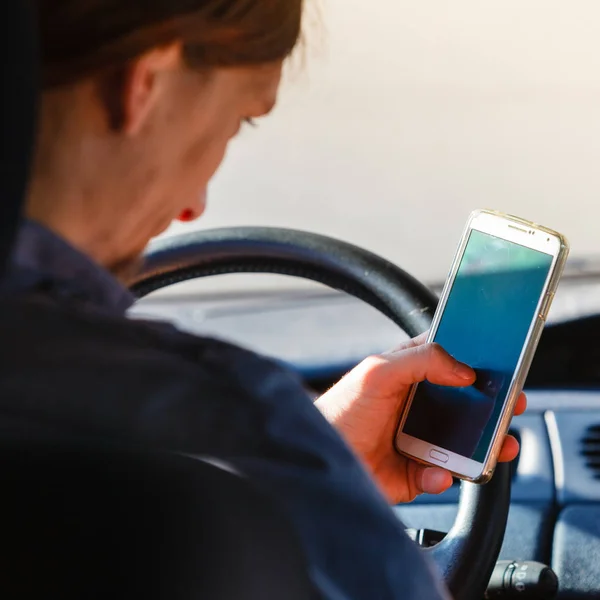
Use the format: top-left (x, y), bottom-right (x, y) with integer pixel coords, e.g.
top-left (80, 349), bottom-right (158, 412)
top-left (177, 190), bottom-right (208, 223)
top-left (178, 209), bottom-right (196, 223)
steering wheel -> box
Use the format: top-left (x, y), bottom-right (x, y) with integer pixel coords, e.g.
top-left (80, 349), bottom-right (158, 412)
top-left (131, 227), bottom-right (511, 600)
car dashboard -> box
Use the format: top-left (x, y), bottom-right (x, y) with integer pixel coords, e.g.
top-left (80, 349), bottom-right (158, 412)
top-left (400, 391), bottom-right (600, 598)
top-left (132, 276), bottom-right (600, 599)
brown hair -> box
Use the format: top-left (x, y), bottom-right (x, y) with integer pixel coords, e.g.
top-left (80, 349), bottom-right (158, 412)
top-left (38, 0), bottom-right (305, 88)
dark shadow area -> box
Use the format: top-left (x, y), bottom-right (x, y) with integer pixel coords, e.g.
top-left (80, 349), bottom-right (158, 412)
top-left (528, 314), bottom-right (600, 390)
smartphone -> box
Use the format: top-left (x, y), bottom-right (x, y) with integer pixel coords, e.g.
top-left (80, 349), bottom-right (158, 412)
top-left (394, 209), bottom-right (569, 483)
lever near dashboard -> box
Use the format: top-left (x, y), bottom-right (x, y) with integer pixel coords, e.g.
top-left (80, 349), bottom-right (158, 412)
top-left (404, 527), bottom-right (445, 548)
top-left (405, 529), bottom-right (559, 599)
top-left (486, 561), bottom-right (558, 599)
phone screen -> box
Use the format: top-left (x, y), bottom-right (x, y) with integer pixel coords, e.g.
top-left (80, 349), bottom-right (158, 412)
top-left (401, 229), bottom-right (554, 463)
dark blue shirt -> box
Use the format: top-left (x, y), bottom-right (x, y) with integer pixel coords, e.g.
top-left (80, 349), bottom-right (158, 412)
top-left (1, 220), bottom-right (449, 600)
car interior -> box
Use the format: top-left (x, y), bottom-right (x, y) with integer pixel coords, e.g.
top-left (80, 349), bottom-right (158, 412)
top-left (4, 2), bottom-right (600, 600)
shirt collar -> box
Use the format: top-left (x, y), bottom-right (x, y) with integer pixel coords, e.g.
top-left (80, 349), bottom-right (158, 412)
top-left (6, 219), bottom-right (135, 313)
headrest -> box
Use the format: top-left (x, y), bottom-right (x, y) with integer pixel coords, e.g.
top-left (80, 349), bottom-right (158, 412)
top-left (0, 0), bottom-right (39, 278)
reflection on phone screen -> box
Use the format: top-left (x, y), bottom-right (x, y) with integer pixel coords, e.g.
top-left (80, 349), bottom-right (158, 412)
top-left (401, 230), bottom-right (553, 462)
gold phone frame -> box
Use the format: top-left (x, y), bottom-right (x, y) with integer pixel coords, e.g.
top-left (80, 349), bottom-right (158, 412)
top-left (394, 209), bottom-right (570, 483)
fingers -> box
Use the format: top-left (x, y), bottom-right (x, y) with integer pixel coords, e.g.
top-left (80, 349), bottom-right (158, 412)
top-left (363, 343), bottom-right (476, 390)
top-left (416, 435), bottom-right (519, 498)
top-left (387, 339), bottom-right (529, 413)
top-left (492, 393), bottom-right (526, 463)
top-left (412, 332), bottom-right (429, 346)
top-left (416, 465), bottom-right (454, 495)
top-left (495, 394), bottom-right (526, 462)
top-left (497, 434), bottom-right (520, 463)
top-left (386, 332), bottom-right (429, 354)
top-left (514, 392), bottom-right (527, 416)
top-left (409, 432), bottom-right (520, 500)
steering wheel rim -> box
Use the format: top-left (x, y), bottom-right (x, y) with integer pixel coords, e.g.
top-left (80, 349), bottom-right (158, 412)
top-left (131, 226), bottom-right (511, 600)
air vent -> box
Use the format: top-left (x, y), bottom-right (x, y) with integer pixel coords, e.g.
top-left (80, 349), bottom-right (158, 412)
top-left (581, 424), bottom-right (600, 479)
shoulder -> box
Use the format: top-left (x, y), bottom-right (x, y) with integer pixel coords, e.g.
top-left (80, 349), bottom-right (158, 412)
top-left (0, 293), bottom-right (323, 449)
top-left (4, 290), bottom-right (298, 382)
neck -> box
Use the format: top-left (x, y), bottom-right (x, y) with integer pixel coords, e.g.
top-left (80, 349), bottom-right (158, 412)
top-left (29, 91), bottom-right (173, 281)
top-left (26, 178), bottom-right (117, 269)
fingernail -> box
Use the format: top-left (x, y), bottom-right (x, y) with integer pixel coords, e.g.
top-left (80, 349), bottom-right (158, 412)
top-left (422, 468), bottom-right (452, 494)
top-left (454, 362), bottom-right (474, 380)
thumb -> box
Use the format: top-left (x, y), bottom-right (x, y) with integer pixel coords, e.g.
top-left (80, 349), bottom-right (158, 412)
top-left (353, 343), bottom-right (475, 393)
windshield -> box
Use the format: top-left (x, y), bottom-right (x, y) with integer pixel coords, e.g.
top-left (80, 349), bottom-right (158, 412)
top-left (159, 0), bottom-right (600, 286)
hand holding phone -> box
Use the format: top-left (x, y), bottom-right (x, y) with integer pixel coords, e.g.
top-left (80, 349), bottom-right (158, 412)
top-left (395, 209), bottom-right (569, 483)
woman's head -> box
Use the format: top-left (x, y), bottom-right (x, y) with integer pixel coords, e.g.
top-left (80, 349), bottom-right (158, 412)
top-left (30, 0), bottom-right (304, 274)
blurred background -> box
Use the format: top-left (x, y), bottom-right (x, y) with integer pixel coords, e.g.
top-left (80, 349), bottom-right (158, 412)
top-left (161, 0), bottom-right (600, 285)
top-left (137, 0), bottom-right (600, 363)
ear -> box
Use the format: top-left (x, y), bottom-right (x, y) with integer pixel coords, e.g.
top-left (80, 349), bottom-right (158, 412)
top-left (120, 42), bottom-right (183, 136)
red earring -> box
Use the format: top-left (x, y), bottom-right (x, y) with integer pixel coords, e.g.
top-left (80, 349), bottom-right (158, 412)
top-left (178, 209), bottom-right (195, 222)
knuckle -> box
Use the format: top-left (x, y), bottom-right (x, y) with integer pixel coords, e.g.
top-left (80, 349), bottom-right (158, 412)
top-left (359, 354), bottom-right (387, 374)
top-left (424, 342), bottom-right (444, 361)
top-left (355, 354), bottom-right (388, 384)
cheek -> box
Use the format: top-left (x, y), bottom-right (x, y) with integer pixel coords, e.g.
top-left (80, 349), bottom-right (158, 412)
top-left (173, 107), bottom-right (239, 207)
top-left (159, 76), bottom-right (245, 212)
top-left (182, 125), bottom-right (232, 184)
top-left (182, 79), bottom-right (244, 175)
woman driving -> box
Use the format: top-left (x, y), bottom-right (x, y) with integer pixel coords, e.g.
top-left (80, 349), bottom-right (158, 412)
top-left (2, 1), bottom-right (524, 598)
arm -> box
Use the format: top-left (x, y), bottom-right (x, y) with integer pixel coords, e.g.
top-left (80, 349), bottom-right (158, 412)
top-left (132, 334), bottom-right (522, 599)
top-left (133, 337), bottom-right (451, 600)
top-left (221, 353), bottom-right (452, 600)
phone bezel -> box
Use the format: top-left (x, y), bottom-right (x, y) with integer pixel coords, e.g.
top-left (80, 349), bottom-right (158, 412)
top-left (394, 209), bottom-right (567, 483)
